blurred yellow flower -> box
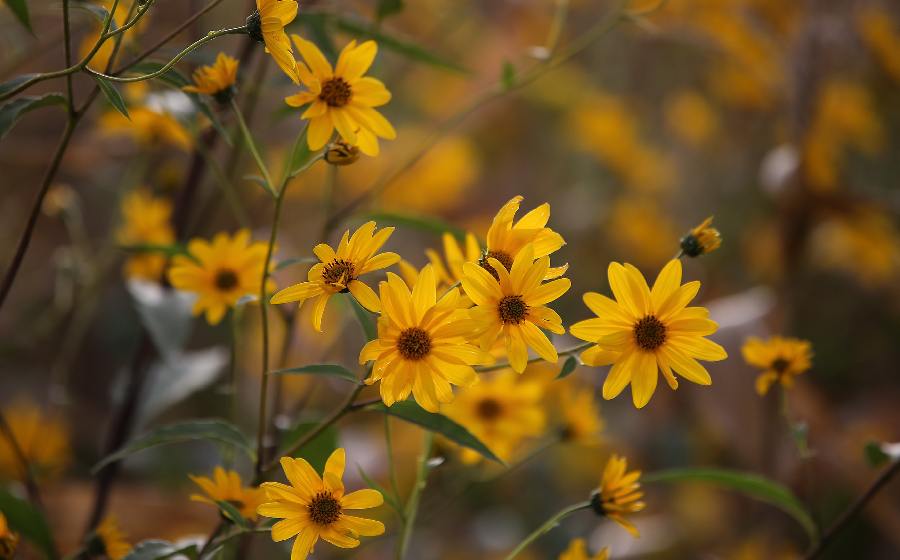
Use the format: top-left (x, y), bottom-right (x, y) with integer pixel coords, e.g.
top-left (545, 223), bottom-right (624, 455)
top-left (606, 197), bottom-right (679, 267)
top-left (99, 107), bottom-right (192, 151)
top-left (482, 196), bottom-right (567, 281)
top-left (0, 400), bottom-right (69, 481)
top-left (286, 36), bottom-right (396, 155)
top-left (258, 449), bottom-right (384, 560)
top-left (665, 90), bottom-right (718, 146)
top-left (591, 454), bottom-right (645, 537)
top-left (558, 382), bottom-right (604, 445)
top-left (183, 52), bottom-right (239, 102)
top-left (79, 0), bottom-right (148, 71)
top-left (0, 512), bottom-right (18, 559)
top-left (680, 216), bottom-right (722, 258)
top-left (116, 188), bottom-right (175, 281)
top-left (427, 232), bottom-right (482, 289)
top-left (810, 209), bottom-right (900, 286)
top-left (271, 221), bottom-right (399, 332)
top-left (858, 7), bottom-right (900, 83)
top-left (168, 230), bottom-right (272, 325)
top-left (249, 0), bottom-right (299, 82)
top-left (93, 516), bottom-right (132, 560)
top-left (570, 259), bottom-right (727, 408)
top-left (189, 466), bottom-right (266, 520)
top-left (741, 336), bottom-right (812, 396)
top-left (559, 538), bottom-right (609, 560)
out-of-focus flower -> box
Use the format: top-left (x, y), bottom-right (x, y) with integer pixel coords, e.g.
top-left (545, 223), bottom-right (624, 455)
top-left (665, 90), bottom-right (718, 146)
top-left (258, 449), bottom-right (384, 560)
top-left (557, 382), bottom-right (604, 445)
top-left (858, 7), bottom-right (900, 83)
top-left (79, 0), bottom-right (148, 71)
top-left (116, 188), bottom-right (175, 281)
top-left (99, 106), bottom-right (192, 151)
top-left (590, 454), bottom-right (644, 537)
top-left (570, 259), bottom-right (727, 408)
top-left (286, 36), bottom-right (395, 155)
top-left (481, 196), bottom-right (567, 281)
top-left (359, 266), bottom-right (490, 412)
top-left (271, 221), bottom-right (399, 332)
top-left (248, 0), bottom-right (299, 82)
top-left (41, 184), bottom-right (77, 217)
top-left (91, 516), bottom-right (132, 560)
top-left (606, 197), bottom-right (679, 267)
top-left (0, 401), bottom-right (69, 481)
top-left (0, 512), bottom-right (19, 559)
top-left (462, 244), bottom-right (570, 373)
top-left (680, 216), bottom-right (722, 258)
top-left (810, 208), bottom-right (900, 286)
top-left (168, 230), bottom-right (272, 325)
top-left (427, 232), bottom-right (482, 289)
top-left (189, 467), bottom-right (266, 520)
top-left (183, 52), bottom-right (239, 103)
top-left (742, 336), bottom-right (812, 396)
top-left (443, 371), bottom-right (545, 464)
top-left (559, 538), bottom-right (609, 560)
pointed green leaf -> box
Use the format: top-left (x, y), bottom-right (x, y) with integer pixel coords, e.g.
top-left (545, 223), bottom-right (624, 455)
top-left (271, 364), bottom-right (361, 384)
top-left (123, 540), bottom-right (199, 560)
top-left (344, 293), bottom-right (377, 341)
top-left (0, 73), bottom-right (39, 97)
top-left (556, 355), bottom-right (578, 379)
top-left (285, 125), bottom-right (315, 179)
top-left (216, 500), bottom-right (251, 529)
top-left (4, 0), bottom-right (32, 32)
top-left (280, 422), bottom-right (338, 472)
top-left (0, 93), bottom-right (66, 140)
top-left (71, 1), bottom-right (118, 31)
top-left (0, 489), bottom-right (56, 559)
top-left (93, 75), bottom-right (129, 119)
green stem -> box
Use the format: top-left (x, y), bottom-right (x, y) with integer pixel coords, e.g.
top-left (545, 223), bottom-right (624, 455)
top-left (503, 501), bottom-right (592, 560)
top-left (397, 431), bottom-right (434, 560)
top-left (230, 96), bottom-right (276, 195)
top-left (475, 341), bottom-right (592, 373)
top-left (384, 413), bottom-right (401, 503)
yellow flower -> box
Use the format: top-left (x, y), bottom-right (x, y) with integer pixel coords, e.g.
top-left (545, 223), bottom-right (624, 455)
top-left (257, 448), bottom-right (384, 560)
top-left (558, 382), bottom-right (604, 445)
top-left (271, 221), bottom-right (399, 332)
top-left (664, 90), bottom-right (718, 147)
top-left (189, 467), bottom-right (266, 521)
top-left (591, 454), bottom-right (645, 537)
top-left (183, 52), bottom-right (239, 101)
top-left (606, 197), bottom-right (679, 267)
top-left (0, 401), bottom-right (69, 481)
top-left (462, 244), bottom-right (570, 373)
top-left (93, 516), bottom-right (132, 560)
top-left (286, 36), bottom-right (396, 155)
top-left (249, 0), bottom-right (299, 82)
top-left (570, 259), bottom-right (727, 408)
top-left (482, 196), bottom-right (567, 281)
top-left (680, 216), bottom-right (722, 258)
top-left (427, 232), bottom-right (482, 289)
top-left (443, 371), bottom-right (545, 464)
top-left (168, 230), bottom-right (272, 325)
top-left (0, 513), bottom-right (19, 560)
top-left (741, 336), bottom-right (812, 396)
top-left (858, 7), bottom-right (900, 83)
top-left (810, 208), bottom-right (900, 286)
top-left (559, 538), bottom-right (609, 560)
top-left (100, 107), bottom-right (192, 151)
top-left (116, 188), bottom-right (175, 281)
top-left (359, 266), bottom-right (491, 412)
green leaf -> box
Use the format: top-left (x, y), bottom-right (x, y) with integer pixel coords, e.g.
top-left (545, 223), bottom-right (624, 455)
top-left (864, 441), bottom-right (890, 468)
top-left (71, 1), bottom-right (118, 31)
top-left (0, 93), bottom-right (66, 140)
top-left (344, 293), bottom-right (377, 341)
top-left (0, 489), bottom-right (56, 559)
top-left (556, 355), bottom-right (577, 379)
top-left (216, 500), bottom-right (251, 529)
top-left (271, 364), bottom-right (361, 384)
top-left (93, 419), bottom-right (254, 472)
top-left (281, 422), bottom-right (338, 472)
top-left (123, 540), bottom-right (199, 560)
top-left (285, 125), bottom-right (315, 179)
top-left (501, 60), bottom-right (516, 91)
top-left (0, 73), bottom-right (39, 97)
top-left (644, 468), bottom-right (818, 542)
top-left (371, 401), bottom-right (502, 464)
top-left (377, 0), bottom-right (404, 20)
top-left (356, 464), bottom-right (403, 516)
top-left (93, 75), bottom-right (129, 119)
top-left (274, 256), bottom-right (318, 271)
top-left (4, 0), bottom-right (32, 32)
top-left (360, 212), bottom-right (468, 241)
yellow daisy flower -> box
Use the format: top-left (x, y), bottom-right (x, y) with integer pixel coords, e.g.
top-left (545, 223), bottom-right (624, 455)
top-left (741, 336), bottom-right (813, 396)
top-left (462, 244), bottom-right (570, 373)
top-left (359, 266), bottom-right (491, 412)
top-left (189, 466), bottom-right (266, 521)
top-left (481, 195), bottom-right (567, 281)
top-left (270, 221), bottom-right (399, 332)
top-left (247, 0), bottom-right (299, 82)
top-left (0, 512), bottom-right (19, 559)
top-left (557, 383), bottom-right (604, 445)
top-left (183, 52), bottom-right (239, 103)
top-left (116, 188), bottom-right (175, 282)
top-left (443, 371), bottom-right (545, 464)
top-left (92, 516), bottom-right (132, 560)
top-left (0, 400), bottom-right (69, 481)
top-left (560, 538), bottom-right (609, 560)
top-left (286, 36), bottom-right (396, 155)
top-left (569, 259), bottom-right (727, 408)
top-left (680, 216), bottom-right (722, 257)
top-left (590, 454), bottom-right (644, 537)
top-left (168, 230), bottom-right (272, 325)
top-left (257, 448), bottom-right (384, 560)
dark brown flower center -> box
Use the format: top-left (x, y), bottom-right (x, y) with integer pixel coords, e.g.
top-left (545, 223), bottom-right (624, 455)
top-left (476, 397), bottom-right (503, 421)
top-left (322, 259), bottom-right (355, 288)
top-left (771, 357), bottom-right (790, 374)
top-left (319, 77), bottom-right (352, 107)
top-left (214, 269), bottom-right (239, 291)
top-left (397, 327), bottom-right (432, 360)
top-left (633, 315), bottom-right (666, 350)
top-left (498, 295), bottom-right (528, 324)
top-left (478, 250), bottom-right (514, 281)
top-left (308, 491), bottom-right (342, 525)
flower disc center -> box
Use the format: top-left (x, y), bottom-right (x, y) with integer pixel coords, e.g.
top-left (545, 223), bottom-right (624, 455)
top-left (322, 259), bottom-right (355, 288)
top-left (214, 269), bottom-right (239, 291)
top-left (308, 491), bottom-right (342, 525)
top-left (320, 78), bottom-right (353, 107)
top-left (771, 357), bottom-right (790, 374)
top-left (633, 315), bottom-right (667, 350)
top-left (498, 295), bottom-right (528, 324)
top-left (397, 327), bottom-right (432, 360)
top-left (476, 397), bottom-right (503, 421)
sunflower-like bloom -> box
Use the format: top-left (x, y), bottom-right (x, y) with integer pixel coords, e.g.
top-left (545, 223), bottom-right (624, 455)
top-left (116, 188), bottom-right (175, 281)
top-left (557, 383), bottom-right (604, 445)
top-left (570, 259), bottom-right (727, 408)
top-left (462, 244), bottom-right (570, 373)
top-left (257, 449), bottom-right (384, 560)
top-left (189, 467), bottom-right (266, 521)
top-left (183, 52), bottom-right (239, 103)
top-left (168, 230), bottom-right (272, 325)
top-left (0, 513), bottom-right (19, 559)
top-left (92, 516), bottom-right (132, 560)
top-left (481, 196), bottom-right (568, 281)
top-left (99, 107), bottom-right (192, 151)
top-left (590, 454), bottom-right (644, 537)
top-left (286, 36), bottom-right (396, 155)
top-left (271, 221), bottom-right (399, 332)
top-left (359, 266), bottom-right (491, 412)
top-left (559, 538), bottom-right (609, 560)
top-left (0, 401), bottom-right (69, 482)
top-left (680, 216), bottom-right (721, 257)
top-left (248, 0), bottom-right (299, 82)
top-left (742, 336), bottom-right (813, 396)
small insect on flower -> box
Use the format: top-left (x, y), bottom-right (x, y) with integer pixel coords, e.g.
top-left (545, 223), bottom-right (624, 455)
top-left (246, 0), bottom-right (299, 83)
top-left (189, 467), bottom-right (266, 521)
top-left (559, 538), bottom-right (609, 560)
top-left (0, 400), bottom-right (70, 482)
top-left (0, 512), bottom-right (19, 560)
top-left (116, 188), bottom-right (175, 282)
top-left (183, 52), bottom-right (239, 104)
top-left (89, 516), bottom-right (132, 560)
top-left (679, 216), bottom-right (722, 257)
top-left (286, 36), bottom-right (396, 155)
top-left (168, 230), bottom-right (273, 325)
top-left (590, 454), bottom-right (645, 538)
top-left (462, 243), bottom-right (570, 373)
top-left (271, 221), bottom-right (399, 332)
top-left (257, 448), bottom-right (384, 560)
top-left (742, 336), bottom-right (813, 396)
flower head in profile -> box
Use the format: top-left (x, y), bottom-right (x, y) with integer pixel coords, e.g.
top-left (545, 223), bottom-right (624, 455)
top-left (0, 512), bottom-right (19, 559)
top-left (0, 400), bottom-right (69, 482)
top-left (168, 230), bottom-right (272, 325)
top-left (742, 336), bottom-right (813, 396)
top-left (462, 244), bottom-right (570, 373)
top-left (559, 538), bottom-right (609, 560)
top-left (570, 259), bottom-right (727, 408)
top-left (481, 196), bottom-right (567, 281)
top-left (557, 383), bottom-right (604, 445)
top-left (427, 232), bottom-right (482, 288)
top-left (590, 454), bottom-right (644, 537)
top-left (286, 36), bottom-right (396, 155)
top-left (680, 216), bottom-right (721, 258)
top-left (190, 467), bottom-right (266, 521)
top-left (271, 221), bottom-right (399, 332)
top-left (90, 516), bottom-right (132, 560)
top-left (248, 0), bottom-right (298, 82)
top-left (183, 52), bottom-right (239, 103)
top-left (257, 449), bottom-right (384, 560)
top-left (116, 188), bottom-right (175, 281)
top-left (359, 266), bottom-right (490, 412)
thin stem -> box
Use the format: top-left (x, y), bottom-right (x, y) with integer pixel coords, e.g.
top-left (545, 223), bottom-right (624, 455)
top-left (384, 413), bottom-right (401, 502)
top-left (503, 501), bottom-right (592, 560)
top-left (231, 96), bottom-right (275, 195)
top-left (396, 431), bottom-right (434, 560)
top-left (0, 412), bottom-right (46, 513)
top-left (475, 341), bottom-right (592, 373)
top-left (62, 0), bottom-right (75, 114)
